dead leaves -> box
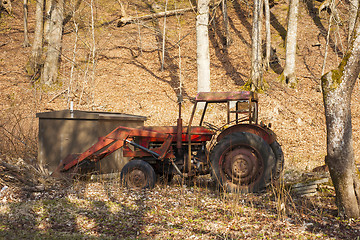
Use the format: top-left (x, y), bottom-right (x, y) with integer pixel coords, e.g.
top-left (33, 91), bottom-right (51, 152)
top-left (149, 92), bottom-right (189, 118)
top-left (0, 159), bottom-right (359, 239)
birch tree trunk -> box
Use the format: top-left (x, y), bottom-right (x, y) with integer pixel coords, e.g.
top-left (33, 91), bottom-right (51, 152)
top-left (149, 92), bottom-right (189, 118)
top-left (280, 0), bottom-right (299, 88)
top-left (321, 8), bottom-right (360, 218)
top-left (42, 0), bottom-right (64, 85)
top-left (248, 0), bottom-right (263, 91)
top-left (197, 0), bottom-right (211, 96)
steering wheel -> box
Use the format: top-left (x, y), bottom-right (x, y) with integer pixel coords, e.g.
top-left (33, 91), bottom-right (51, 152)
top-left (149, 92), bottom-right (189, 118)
top-left (203, 121), bottom-right (220, 131)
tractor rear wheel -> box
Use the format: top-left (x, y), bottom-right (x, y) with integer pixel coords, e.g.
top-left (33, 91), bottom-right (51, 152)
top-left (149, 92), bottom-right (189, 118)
top-left (210, 132), bottom-right (276, 193)
top-left (270, 141), bottom-right (284, 180)
top-left (120, 160), bottom-right (156, 189)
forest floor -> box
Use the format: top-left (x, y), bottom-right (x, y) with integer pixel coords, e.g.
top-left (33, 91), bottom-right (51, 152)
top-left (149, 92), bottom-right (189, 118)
top-left (1, 0), bottom-right (360, 239)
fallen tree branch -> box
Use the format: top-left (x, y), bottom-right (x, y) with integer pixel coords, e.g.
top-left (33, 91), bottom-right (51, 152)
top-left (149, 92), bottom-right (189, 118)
top-left (48, 89), bottom-right (68, 103)
top-left (0, 161), bottom-right (35, 187)
top-left (117, 7), bottom-right (195, 27)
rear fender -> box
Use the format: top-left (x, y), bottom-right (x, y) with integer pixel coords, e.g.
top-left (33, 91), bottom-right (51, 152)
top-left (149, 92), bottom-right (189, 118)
top-left (217, 124), bottom-right (276, 145)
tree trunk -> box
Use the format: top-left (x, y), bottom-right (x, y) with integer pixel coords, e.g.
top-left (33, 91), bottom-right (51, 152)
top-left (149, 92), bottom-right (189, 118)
top-left (264, 0), bottom-right (271, 70)
top-left (348, 0), bottom-right (359, 42)
top-left (43, 0), bottom-right (52, 44)
top-left (321, 8), bottom-right (360, 218)
top-left (29, 0), bottom-right (44, 74)
top-left (22, 0), bottom-right (30, 47)
top-left (248, 0), bottom-right (263, 91)
top-left (42, 0), bottom-right (64, 85)
top-left (222, 0), bottom-right (231, 46)
top-left (280, 0), bottom-right (299, 88)
top-left (196, 0), bottom-right (211, 96)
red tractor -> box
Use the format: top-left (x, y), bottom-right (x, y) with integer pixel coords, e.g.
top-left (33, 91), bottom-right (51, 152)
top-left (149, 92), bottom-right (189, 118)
top-left (53, 91), bottom-right (283, 193)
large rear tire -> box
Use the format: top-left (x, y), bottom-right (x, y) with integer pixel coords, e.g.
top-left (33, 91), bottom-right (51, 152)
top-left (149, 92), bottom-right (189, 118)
top-left (210, 132), bottom-right (276, 193)
top-left (270, 141), bottom-right (284, 180)
top-left (120, 160), bottom-right (156, 190)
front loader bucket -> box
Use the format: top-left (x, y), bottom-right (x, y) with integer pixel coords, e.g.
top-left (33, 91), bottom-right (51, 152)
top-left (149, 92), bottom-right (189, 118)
top-left (51, 153), bottom-right (82, 179)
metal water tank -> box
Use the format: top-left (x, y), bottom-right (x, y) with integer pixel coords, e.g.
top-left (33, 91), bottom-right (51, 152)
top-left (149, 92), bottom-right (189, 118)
top-left (36, 110), bottom-right (147, 174)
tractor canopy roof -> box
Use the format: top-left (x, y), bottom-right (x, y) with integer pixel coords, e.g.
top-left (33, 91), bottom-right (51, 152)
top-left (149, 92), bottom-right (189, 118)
top-left (195, 91), bottom-right (257, 103)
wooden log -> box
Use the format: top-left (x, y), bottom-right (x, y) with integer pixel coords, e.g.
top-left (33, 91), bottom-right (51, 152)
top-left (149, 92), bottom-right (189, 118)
top-left (117, 7), bottom-right (195, 27)
top-left (291, 178), bottom-right (329, 189)
top-left (0, 161), bottom-right (35, 187)
top-left (22, 185), bottom-right (45, 192)
top-left (290, 178), bottom-right (330, 197)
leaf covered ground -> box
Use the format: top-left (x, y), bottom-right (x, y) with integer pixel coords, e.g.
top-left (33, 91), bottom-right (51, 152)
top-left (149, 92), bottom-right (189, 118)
top-left (1, 0), bottom-right (360, 239)
top-left (0, 168), bottom-right (359, 239)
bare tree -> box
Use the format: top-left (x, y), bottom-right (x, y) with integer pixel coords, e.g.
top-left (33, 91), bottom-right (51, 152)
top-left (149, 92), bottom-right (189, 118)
top-left (222, 0), bottom-right (231, 46)
top-left (28, 0), bottom-right (65, 85)
top-left (247, 0), bottom-right (264, 91)
top-left (321, 7), bottom-right (360, 218)
top-left (197, 0), bottom-right (211, 96)
top-left (264, 0), bottom-right (271, 70)
top-left (161, 0), bottom-right (168, 71)
top-left (22, 0), bottom-right (30, 47)
top-left (349, 0), bottom-right (359, 42)
top-left (43, 0), bottom-right (64, 85)
top-left (29, 0), bottom-right (44, 77)
top-left (280, 0), bottom-right (299, 88)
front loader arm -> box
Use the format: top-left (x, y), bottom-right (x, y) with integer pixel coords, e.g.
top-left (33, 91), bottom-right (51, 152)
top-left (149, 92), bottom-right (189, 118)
top-left (52, 126), bottom-right (173, 177)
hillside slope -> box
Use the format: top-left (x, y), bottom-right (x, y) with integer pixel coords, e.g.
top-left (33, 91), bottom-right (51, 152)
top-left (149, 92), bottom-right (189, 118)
top-left (0, 0), bottom-right (359, 174)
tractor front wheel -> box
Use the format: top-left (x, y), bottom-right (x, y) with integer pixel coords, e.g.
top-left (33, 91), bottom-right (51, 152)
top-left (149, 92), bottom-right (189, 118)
top-left (210, 132), bottom-right (276, 193)
top-left (120, 160), bottom-right (156, 190)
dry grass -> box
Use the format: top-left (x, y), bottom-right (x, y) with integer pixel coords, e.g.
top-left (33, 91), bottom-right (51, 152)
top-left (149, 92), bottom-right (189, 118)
top-left (1, 0), bottom-right (360, 239)
top-left (0, 172), bottom-right (359, 239)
